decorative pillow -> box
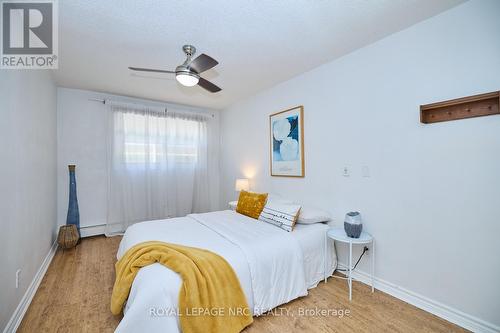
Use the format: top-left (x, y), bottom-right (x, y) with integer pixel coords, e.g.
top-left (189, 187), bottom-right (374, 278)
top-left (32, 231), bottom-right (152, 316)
top-left (297, 206), bottom-right (331, 224)
top-left (236, 191), bottom-right (268, 219)
top-left (259, 201), bottom-right (301, 232)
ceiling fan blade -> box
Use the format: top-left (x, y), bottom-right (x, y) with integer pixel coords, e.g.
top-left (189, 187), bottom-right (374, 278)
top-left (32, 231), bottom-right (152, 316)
top-left (198, 77), bottom-right (221, 93)
top-left (128, 67), bottom-right (175, 74)
top-left (189, 54), bottom-right (218, 74)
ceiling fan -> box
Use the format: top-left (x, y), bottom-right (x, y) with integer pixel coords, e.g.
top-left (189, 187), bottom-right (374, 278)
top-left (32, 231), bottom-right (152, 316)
top-left (128, 45), bottom-right (221, 93)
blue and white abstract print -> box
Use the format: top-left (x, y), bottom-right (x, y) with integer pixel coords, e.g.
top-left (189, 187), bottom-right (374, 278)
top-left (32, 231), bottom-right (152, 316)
top-left (270, 106), bottom-right (304, 177)
top-left (273, 116), bottom-right (299, 161)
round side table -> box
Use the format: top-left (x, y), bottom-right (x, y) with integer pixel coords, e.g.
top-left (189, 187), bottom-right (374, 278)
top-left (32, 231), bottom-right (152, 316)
top-left (326, 227), bottom-right (374, 301)
top-left (228, 201), bottom-right (238, 210)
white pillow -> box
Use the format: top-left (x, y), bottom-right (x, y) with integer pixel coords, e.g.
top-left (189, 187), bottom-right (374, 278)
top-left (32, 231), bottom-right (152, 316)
top-left (266, 195), bottom-right (331, 225)
top-left (259, 201), bottom-right (301, 232)
top-left (297, 206), bottom-right (331, 224)
top-left (266, 193), bottom-right (293, 204)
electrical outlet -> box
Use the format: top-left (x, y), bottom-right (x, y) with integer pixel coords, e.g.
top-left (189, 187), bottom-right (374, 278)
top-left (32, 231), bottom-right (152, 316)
top-left (15, 269), bottom-right (21, 289)
top-left (343, 166), bottom-right (350, 177)
top-left (364, 246), bottom-right (369, 252)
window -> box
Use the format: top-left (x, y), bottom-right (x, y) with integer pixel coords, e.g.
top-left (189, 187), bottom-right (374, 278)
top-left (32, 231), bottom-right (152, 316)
top-left (115, 111), bottom-right (204, 167)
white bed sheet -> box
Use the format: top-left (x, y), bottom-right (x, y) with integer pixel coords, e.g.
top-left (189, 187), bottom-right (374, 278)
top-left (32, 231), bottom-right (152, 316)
top-left (115, 210), bottom-right (336, 333)
top-left (294, 223), bottom-right (337, 288)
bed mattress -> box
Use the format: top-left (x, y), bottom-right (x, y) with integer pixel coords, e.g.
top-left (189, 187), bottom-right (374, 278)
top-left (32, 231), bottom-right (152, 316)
top-left (115, 210), bottom-right (336, 332)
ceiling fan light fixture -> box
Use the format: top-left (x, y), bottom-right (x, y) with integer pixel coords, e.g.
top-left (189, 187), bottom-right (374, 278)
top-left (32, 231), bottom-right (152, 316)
top-left (129, 44), bottom-right (221, 92)
top-left (176, 72), bottom-right (199, 87)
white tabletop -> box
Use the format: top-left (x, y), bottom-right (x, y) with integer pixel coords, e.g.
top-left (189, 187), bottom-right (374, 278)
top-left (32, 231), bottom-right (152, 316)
top-left (327, 227), bottom-right (373, 244)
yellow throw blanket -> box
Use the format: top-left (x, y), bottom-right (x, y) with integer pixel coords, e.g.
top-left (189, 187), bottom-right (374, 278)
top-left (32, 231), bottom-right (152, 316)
top-left (111, 241), bottom-right (253, 333)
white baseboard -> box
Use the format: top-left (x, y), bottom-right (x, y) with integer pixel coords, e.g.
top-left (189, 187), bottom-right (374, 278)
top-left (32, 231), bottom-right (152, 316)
top-left (3, 241), bottom-right (58, 333)
top-left (336, 263), bottom-right (499, 333)
top-left (79, 224), bottom-right (106, 238)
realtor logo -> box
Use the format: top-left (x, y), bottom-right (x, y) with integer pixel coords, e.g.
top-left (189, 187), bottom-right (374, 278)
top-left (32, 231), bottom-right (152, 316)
top-left (1, 0), bottom-right (58, 69)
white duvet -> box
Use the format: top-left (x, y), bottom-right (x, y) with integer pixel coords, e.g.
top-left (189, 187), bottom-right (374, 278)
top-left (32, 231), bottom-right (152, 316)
top-left (115, 210), bottom-right (336, 333)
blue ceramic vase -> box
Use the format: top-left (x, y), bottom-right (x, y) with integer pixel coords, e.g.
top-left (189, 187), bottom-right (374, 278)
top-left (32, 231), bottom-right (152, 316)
top-left (66, 165), bottom-right (80, 236)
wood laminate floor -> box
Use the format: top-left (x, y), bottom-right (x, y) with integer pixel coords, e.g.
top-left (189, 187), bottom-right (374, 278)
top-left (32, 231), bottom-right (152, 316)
top-left (18, 236), bottom-right (468, 333)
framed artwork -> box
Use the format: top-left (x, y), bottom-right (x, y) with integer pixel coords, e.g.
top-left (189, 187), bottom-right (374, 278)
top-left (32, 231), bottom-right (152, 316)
top-left (269, 106), bottom-right (304, 177)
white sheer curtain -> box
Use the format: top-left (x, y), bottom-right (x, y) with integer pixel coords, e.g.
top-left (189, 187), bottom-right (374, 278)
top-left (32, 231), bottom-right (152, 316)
top-left (105, 101), bottom-right (210, 235)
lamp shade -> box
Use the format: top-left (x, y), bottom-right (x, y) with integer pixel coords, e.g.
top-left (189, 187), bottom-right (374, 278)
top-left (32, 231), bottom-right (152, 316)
top-left (235, 178), bottom-right (250, 192)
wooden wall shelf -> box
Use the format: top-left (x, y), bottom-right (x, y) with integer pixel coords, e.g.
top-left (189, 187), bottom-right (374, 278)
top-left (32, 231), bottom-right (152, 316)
top-left (420, 91), bottom-right (500, 124)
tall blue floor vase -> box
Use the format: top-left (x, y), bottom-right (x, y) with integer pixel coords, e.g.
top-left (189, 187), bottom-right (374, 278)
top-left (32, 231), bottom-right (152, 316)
top-left (66, 165), bottom-right (81, 237)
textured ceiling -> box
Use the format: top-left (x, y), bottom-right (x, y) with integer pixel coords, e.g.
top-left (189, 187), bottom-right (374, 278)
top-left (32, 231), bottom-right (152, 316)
top-left (53, 0), bottom-right (465, 109)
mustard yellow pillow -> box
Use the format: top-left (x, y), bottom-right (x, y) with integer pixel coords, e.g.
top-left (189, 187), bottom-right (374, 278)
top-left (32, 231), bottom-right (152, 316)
top-left (236, 191), bottom-right (268, 219)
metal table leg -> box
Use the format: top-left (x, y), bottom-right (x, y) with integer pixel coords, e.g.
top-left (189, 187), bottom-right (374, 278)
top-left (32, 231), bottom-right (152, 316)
top-left (349, 241), bottom-right (352, 301)
top-left (324, 233), bottom-right (327, 283)
top-left (371, 239), bottom-right (375, 292)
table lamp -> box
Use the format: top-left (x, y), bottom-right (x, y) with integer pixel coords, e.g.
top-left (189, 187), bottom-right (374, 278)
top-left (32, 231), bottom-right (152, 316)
top-left (235, 178), bottom-right (250, 192)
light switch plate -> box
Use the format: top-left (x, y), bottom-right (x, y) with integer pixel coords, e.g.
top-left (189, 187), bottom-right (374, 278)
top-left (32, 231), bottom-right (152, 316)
top-left (362, 165), bottom-right (370, 177)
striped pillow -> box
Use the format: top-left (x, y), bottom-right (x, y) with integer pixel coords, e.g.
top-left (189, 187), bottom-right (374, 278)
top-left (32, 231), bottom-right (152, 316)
top-left (258, 202), bottom-right (301, 232)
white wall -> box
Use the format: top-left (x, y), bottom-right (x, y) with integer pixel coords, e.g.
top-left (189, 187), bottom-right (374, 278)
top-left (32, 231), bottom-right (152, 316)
top-left (0, 71), bottom-right (57, 330)
top-left (220, 0), bottom-right (500, 329)
top-left (57, 88), bottom-right (221, 234)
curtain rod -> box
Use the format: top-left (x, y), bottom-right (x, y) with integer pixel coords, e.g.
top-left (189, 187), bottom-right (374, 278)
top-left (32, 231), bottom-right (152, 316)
top-left (88, 98), bottom-right (167, 113)
top-left (88, 98), bottom-right (214, 117)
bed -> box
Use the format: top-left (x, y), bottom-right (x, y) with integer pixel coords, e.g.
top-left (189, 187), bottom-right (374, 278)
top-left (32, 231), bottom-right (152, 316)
top-left (115, 210), bottom-right (337, 332)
